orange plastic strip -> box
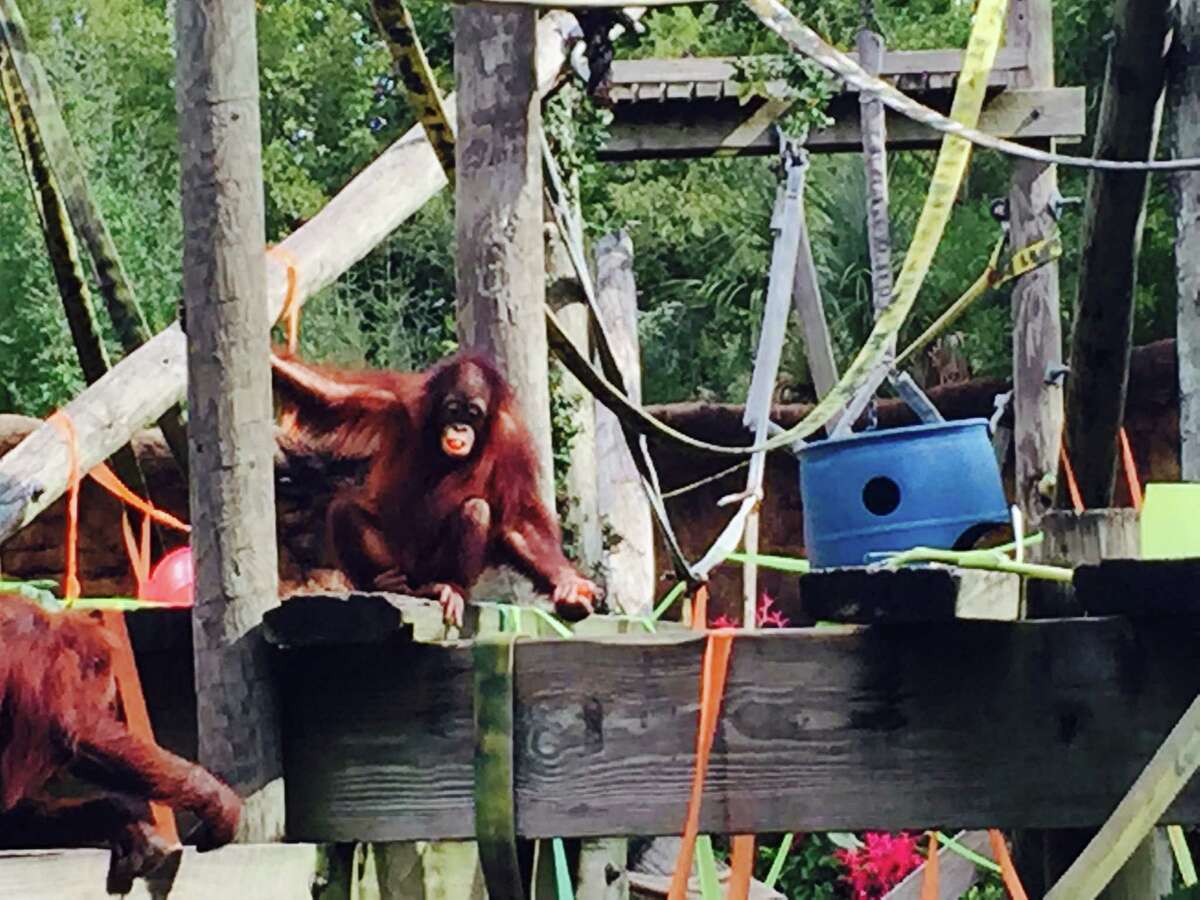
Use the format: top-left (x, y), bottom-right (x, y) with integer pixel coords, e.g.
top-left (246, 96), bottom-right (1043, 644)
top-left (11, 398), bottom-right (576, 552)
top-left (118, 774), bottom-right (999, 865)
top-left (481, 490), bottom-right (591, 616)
top-left (1118, 427), bottom-right (1142, 511)
top-left (100, 610), bottom-right (180, 845)
top-left (47, 412), bottom-right (81, 602)
top-left (267, 244), bottom-right (301, 353)
top-left (668, 630), bottom-right (735, 900)
top-left (987, 829), bottom-right (1028, 900)
top-left (1059, 436), bottom-right (1085, 514)
top-left (727, 834), bottom-right (755, 900)
top-left (691, 585), bottom-right (709, 632)
top-left (89, 462), bottom-right (190, 533)
top-left (921, 831), bottom-right (940, 900)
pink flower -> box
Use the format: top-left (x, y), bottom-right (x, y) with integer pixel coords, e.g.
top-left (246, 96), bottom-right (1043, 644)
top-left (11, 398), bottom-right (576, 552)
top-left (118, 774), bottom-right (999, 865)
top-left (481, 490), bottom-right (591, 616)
top-left (709, 614), bottom-right (738, 629)
top-left (756, 592), bottom-right (790, 628)
top-left (834, 832), bottom-right (923, 899)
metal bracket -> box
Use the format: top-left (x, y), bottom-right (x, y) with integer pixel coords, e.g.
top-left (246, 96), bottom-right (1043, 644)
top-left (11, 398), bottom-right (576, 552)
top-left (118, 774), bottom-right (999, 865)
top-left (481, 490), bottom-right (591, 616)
top-left (989, 389), bottom-right (1013, 435)
top-left (1048, 191), bottom-right (1082, 221)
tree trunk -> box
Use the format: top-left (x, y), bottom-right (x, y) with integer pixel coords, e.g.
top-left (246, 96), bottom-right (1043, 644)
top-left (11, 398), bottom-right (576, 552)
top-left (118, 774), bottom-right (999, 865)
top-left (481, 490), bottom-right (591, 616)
top-left (454, 3), bottom-right (552, 506)
top-left (1060, 0), bottom-right (1171, 508)
top-left (0, 11), bottom-right (586, 546)
top-left (175, 0), bottom-right (283, 841)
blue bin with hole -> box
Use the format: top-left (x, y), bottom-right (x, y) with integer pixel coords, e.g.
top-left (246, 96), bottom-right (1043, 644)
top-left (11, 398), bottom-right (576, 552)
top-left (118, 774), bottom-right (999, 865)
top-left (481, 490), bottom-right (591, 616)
top-left (798, 418), bottom-right (1010, 568)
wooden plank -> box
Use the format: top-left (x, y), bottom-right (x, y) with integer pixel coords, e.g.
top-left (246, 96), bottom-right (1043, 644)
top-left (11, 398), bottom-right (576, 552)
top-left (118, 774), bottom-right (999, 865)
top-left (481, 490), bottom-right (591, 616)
top-left (607, 47), bottom-right (1027, 91)
top-left (600, 87), bottom-right (1085, 160)
top-left (174, 0), bottom-right (284, 839)
top-left (278, 619), bottom-right (1200, 841)
top-left (800, 566), bottom-right (1020, 622)
top-left (1074, 559), bottom-right (1200, 616)
top-left (883, 830), bottom-right (993, 900)
top-left (0, 845), bottom-right (320, 900)
top-left (1045, 690), bottom-right (1200, 899)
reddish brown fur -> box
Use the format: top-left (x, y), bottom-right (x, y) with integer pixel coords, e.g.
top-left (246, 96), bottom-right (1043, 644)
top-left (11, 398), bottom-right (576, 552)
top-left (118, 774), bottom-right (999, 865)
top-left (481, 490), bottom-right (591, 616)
top-left (272, 349), bottom-right (599, 622)
top-left (0, 595), bottom-right (241, 891)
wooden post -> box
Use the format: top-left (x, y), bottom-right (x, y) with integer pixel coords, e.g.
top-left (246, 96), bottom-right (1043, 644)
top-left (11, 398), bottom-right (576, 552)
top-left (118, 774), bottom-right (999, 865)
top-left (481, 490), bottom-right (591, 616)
top-left (546, 196), bottom-right (603, 572)
top-left (1173, 0), bottom-right (1200, 483)
top-left (454, 2), bottom-right (552, 506)
top-left (175, 0), bottom-right (283, 840)
top-left (1060, 0), bottom-right (1171, 508)
top-left (593, 231), bottom-right (654, 617)
top-left (1007, 0), bottom-right (1064, 529)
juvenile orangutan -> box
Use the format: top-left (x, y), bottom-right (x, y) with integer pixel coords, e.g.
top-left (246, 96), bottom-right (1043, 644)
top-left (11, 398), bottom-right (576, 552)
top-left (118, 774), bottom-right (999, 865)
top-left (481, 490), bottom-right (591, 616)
top-left (272, 350), bottom-right (600, 625)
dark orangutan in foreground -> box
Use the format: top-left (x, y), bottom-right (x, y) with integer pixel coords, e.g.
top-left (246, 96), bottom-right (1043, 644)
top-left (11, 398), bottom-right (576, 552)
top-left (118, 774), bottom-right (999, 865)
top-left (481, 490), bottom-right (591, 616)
top-left (271, 350), bottom-right (600, 625)
top-left (0, 595), bottom-right (241, 893)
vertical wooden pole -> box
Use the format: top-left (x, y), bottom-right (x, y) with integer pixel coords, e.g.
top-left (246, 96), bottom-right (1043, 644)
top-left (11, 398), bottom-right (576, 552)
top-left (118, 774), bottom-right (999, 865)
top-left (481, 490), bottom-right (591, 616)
top-left (546, 196), bottom-right (603, 573)
top-left (1007, 0), bottom-right (1064, 530)
top-left (1173, 0), bottom-right (1200, 482)
top-left (175, 0), bottom-right (283, 840)
top-left (594, 231), bottom-right (654, 617)
top-left (1060, 0), bottom-right (1171, 508)
top-left (454, 2), bottom-right (552, 508)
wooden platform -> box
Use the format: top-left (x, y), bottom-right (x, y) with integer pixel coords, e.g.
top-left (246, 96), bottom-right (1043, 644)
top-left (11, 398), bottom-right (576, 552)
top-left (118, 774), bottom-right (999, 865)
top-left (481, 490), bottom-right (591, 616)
top-left (600, 54), bottom-right (1085, 159)
top-left (269, 597), bottom-right (1200, 842)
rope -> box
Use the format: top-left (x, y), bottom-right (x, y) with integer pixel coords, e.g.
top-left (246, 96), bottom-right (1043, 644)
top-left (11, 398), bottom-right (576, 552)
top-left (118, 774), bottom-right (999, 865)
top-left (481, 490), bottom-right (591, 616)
top-left (267, 244), bottom-right (301, 354)
top-left (987, 830), bottom-right (1029, 900)
top-left (921, 831), bottom-right (939, 900)
top-left (44, 411), bottom-right (180, 846)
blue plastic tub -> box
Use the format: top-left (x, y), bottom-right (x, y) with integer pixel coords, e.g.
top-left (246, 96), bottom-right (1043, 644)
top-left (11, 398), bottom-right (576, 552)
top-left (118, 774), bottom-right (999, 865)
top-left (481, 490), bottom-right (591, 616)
top-left (798, 418), bottom-right (1010, 568)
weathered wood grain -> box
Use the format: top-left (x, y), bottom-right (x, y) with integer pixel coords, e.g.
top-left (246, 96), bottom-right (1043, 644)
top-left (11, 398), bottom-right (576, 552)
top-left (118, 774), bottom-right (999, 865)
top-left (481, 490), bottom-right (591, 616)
top-left (601, 87), bottom-right (1084, 160)
top-left (175, 0), bottom-right (283, 840)
top-left (278, 619), bottom-right (1200, 841)
top-left (454, 3), bottom-right (552, 504)
top-left (1007, 0), bottom-right (1065, 530)
top-left (1174, 0), bottom-right (1200, 481)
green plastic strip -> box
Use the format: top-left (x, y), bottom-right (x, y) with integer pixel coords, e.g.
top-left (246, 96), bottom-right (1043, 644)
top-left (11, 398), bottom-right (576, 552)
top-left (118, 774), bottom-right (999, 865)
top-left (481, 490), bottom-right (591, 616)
top-left (935, 831), bottom-right (1002, 874)
top-left (473, 633), bottom-right (526, 900)
top-left (551, 838), bottom-right (574, 899)
top-left (694, 835), bottom-right (722, 900)
top-left (725, 551), bottom-right (811, 574)
top-left (651, 581), bottom-right (688, 622)
top-left (1168, 824), bottom-right (1198, 886)
top-left (763, 833), bottom-right (794, 889)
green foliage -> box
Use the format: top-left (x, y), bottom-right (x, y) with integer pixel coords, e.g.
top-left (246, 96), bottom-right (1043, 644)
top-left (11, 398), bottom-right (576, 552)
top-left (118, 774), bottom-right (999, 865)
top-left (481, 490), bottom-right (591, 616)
top-left (754, 833), bottom-right (844, 899)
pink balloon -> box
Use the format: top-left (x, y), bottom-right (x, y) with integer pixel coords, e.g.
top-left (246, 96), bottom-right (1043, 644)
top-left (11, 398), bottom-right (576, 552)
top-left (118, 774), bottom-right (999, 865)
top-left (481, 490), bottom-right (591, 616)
top-left (140, 546), bottom-right (194, 606)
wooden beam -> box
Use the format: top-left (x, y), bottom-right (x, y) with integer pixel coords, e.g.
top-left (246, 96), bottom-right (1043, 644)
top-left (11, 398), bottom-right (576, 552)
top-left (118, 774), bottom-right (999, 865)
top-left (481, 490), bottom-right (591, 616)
top-left (1060, 0), bottom-right (1172, 508)
top-left (594, 232), bottom-right (655, 617)
top-left (0, 845), bottom-right (321, 900)
top-left (455, 3), bottom-right (552, 505)
top-left (1174, 0), bottom-right (1200, 482)
top-left (277, 614), bottom-right (1200, 842)
top-left (600, 87), bottom-right (1085, 160)
top-left (175, 0), bottom-right (283, 839)
top-left (0, 11), bottom-right (585, 547)
top-left (800, 567), bottom-right (1020, 622)
top-left (1007, 0), bottom-right (1064, 531)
